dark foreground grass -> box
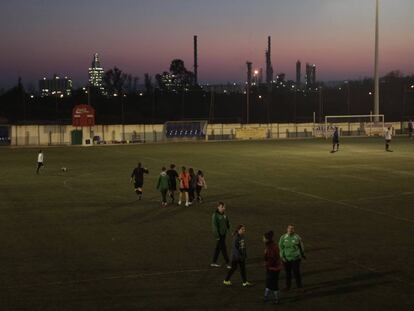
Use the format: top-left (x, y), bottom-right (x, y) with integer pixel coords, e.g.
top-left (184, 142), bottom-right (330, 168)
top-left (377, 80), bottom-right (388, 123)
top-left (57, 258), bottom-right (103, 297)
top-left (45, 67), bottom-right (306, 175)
top-left (0, 138), bottom-right (413, 311)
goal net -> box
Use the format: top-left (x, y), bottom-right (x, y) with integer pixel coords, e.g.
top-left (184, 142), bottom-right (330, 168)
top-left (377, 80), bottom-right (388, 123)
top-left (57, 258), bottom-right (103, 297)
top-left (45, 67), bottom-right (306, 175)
top-left (164, 120), bottom-right (208, 140)
top-left (316, 114), bottom-right (385, 138)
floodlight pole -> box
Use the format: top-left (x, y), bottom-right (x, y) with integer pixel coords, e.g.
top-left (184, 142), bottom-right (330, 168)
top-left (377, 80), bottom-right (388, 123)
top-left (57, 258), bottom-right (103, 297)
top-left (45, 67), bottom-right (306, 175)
top-left (374, 0), bottom-right (380, 121)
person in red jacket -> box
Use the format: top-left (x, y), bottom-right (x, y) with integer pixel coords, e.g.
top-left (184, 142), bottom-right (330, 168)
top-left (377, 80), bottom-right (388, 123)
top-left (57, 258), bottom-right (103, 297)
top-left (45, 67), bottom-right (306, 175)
top-left (263, 230), bottom-right (282, 304)
top-left (178, 166), bottom-right (190, 206)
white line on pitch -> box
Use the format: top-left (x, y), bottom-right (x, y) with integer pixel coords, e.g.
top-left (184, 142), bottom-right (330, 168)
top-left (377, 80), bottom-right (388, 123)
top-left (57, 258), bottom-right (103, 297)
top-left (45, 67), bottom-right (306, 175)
top-left (248, 180), bottom-right (414, 225)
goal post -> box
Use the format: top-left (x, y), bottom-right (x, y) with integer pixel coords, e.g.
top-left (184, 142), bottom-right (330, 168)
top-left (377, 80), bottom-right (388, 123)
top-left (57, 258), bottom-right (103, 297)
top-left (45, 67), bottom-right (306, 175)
top-left (164, 120), bottom-right (208, 140)
top-left (322, 114), bottom-right (385, 138)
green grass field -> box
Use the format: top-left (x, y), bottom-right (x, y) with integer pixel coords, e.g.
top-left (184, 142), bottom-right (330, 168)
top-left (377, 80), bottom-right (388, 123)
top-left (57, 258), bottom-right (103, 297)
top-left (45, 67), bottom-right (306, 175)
top-left (1, 138), bottom-right (414, 311)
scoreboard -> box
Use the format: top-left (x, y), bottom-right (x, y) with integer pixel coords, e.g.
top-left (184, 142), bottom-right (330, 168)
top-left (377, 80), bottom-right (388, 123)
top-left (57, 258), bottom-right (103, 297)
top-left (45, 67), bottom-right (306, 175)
top-left (72, 104), bottom-right (95, 127)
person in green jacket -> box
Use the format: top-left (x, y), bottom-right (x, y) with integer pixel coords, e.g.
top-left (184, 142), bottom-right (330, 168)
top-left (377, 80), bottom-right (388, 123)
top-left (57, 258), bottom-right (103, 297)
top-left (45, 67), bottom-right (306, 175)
top-left (156, 167), bottom-right (171, 207)
top-left (279, 224), bottom-right (305, 290)
top-left (211, 202), bottom-right (231, 269)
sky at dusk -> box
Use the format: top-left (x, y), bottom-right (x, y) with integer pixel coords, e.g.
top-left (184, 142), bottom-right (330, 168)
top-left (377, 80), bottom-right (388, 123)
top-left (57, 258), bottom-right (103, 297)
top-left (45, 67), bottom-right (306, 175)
top-left (1, 0), bottom-right (414, 89)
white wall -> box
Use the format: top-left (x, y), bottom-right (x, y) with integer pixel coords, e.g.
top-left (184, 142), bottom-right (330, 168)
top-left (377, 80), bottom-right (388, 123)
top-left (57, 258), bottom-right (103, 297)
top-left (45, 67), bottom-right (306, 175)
top-left (9, 122), bottom-right (403, 146)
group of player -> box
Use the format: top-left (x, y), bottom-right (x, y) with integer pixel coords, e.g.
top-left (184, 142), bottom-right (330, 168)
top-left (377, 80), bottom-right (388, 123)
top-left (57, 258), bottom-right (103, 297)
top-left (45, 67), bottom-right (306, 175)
top-left (330, 120), bottom-right (413, 153)
top-left (211, 202), bottom-right (305, 304)
top-left (130, 163), bottom-right (207, 207)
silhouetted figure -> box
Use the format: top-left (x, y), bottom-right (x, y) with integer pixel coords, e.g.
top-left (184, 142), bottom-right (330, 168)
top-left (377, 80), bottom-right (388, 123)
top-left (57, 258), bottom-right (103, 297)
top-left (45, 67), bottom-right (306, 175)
top-left (130, 162), bottom-right (149, 199)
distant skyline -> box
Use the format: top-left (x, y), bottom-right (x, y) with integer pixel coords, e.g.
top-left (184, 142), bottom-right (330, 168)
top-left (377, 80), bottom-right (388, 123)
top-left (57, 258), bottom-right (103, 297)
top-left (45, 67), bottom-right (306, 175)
top-left (1, 0), bottom-right (414, 89)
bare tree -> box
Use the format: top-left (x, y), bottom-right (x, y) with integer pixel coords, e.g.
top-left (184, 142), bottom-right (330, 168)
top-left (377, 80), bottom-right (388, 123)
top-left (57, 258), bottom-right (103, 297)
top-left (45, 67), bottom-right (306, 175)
top-left (103, 67), bottom-right (128, 95)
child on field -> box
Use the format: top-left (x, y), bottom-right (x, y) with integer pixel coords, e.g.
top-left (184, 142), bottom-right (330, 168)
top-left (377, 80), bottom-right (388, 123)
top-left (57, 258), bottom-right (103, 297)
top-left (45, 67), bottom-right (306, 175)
top-left (156, 167), bottom-right (171, 207)
top-left (130, 162), bottom-right (149, 200)
top-left (166, 164), bottom-right (179, 204)
top-left (223, 225), bottom-right (252, 287)
top-left (331, 127), bottom-right (339, 152)
top-left (188, 168), bottom-right (197, 205)
top-left (178, 166), bottom-right (190, 206)
top-left (385, 126), bottom-right (393, 152)
top-left (196, 170), bottom-right (207, 203)
top-left (263, 231), bottom-right (282, 304)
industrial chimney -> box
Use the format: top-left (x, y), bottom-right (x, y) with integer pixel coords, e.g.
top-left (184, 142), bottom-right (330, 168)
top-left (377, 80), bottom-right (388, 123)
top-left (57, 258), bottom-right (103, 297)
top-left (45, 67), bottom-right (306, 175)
top-left (265, 36), bottom-right (273, 85)
top-left (246, 61), bottom-right (252, 124)
top-left (194, 35), bottom-right (198, 85)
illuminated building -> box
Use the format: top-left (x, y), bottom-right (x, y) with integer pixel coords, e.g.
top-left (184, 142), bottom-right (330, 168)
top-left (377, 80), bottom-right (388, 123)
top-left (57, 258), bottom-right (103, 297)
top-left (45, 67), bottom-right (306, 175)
top-left (39, 74), bottom-right (72, 97)
top-left (88, 53), bottom-right (105, 94)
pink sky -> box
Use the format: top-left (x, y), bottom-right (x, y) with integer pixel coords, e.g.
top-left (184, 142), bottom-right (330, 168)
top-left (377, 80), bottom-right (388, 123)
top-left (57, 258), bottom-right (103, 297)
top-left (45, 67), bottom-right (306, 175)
top-left (0, 0), bottom-right (413, 88)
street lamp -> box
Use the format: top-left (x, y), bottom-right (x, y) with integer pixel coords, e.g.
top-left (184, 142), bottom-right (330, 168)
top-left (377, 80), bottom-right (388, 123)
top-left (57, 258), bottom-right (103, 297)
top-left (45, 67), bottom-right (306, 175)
top-left (254, 70), bottom-right (259, 85)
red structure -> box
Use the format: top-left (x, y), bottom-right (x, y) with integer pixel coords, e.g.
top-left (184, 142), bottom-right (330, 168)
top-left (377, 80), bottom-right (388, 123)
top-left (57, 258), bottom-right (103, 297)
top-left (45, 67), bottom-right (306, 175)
top-left (72, 104), bottom-right (95, 127)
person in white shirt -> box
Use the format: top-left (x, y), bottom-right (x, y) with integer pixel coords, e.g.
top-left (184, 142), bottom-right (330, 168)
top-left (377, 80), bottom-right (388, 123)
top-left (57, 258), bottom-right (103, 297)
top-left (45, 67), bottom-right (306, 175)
top-left (385, 127), bottom-right (393, 152)
top-left (36, 150), bottom-right (44, 174)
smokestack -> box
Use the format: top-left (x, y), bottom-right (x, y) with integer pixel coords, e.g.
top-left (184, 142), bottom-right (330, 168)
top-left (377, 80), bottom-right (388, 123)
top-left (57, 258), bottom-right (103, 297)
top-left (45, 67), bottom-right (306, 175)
top-left (246, 62), bottom-right (252, 124)
top-left (267, 36), bottom-right (271, 61)
top-left (265, 36), bottom-right (273, 85)
top-left (194, 35), bottom-right (198, 85)
top-left (296, 60), bottom-right (301, 87)
top-left (247, 62), bottom-right (252, 90)
top-left (312, 64), bottom-right (316, 85)
top-left (305, 63), bottom-right (311, 87)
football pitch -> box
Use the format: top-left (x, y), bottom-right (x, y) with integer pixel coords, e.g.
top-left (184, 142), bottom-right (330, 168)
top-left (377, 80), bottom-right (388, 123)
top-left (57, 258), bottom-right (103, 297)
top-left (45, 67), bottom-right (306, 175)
top-left (1, 138), bottom-right (413, 311)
